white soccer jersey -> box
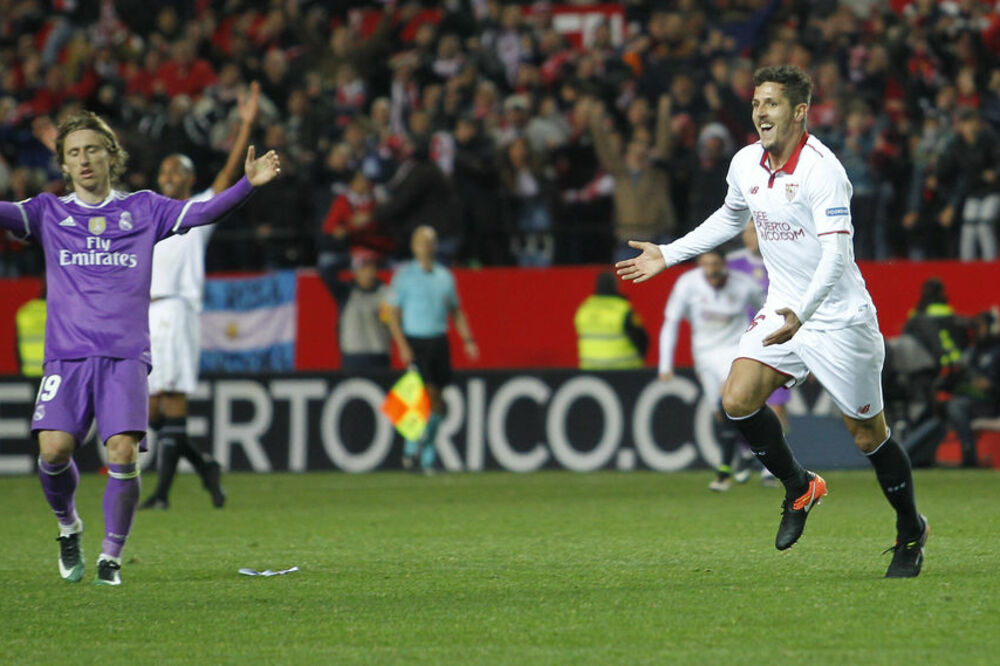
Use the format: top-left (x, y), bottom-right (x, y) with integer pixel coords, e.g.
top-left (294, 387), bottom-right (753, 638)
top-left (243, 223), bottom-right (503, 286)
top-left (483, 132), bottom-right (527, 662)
top-left (660, 133), bottom-right (876, 330)
top-left (659, 268), bottom-right (764, 375)
top-left (149, 188), bottom-right (216, 311)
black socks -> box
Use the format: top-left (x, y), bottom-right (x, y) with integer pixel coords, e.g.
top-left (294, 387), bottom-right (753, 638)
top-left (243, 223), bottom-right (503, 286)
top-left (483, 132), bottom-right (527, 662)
top-left (726, 406), bottom-right (809, 497)
top-left (867, 437), bottom-right (922, 540)
top-left (151, 417), bottom-right (210, 499)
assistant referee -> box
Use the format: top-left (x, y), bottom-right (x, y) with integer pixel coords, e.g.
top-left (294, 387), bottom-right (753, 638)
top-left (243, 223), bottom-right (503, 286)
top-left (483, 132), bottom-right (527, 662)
top-left (386, 226), bottom-right (478, 473)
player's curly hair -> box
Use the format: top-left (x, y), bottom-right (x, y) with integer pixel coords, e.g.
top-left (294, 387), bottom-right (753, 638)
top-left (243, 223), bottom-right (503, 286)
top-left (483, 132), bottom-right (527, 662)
top-left (55, 111), bottom-right (129, 185)
top-left (753, 65), bottom-right (813, 109)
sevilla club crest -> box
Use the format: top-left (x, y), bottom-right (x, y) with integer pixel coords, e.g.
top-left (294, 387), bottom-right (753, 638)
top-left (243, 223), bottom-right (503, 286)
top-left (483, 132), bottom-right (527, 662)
top-left (785, 182), bottom-right (799, 202)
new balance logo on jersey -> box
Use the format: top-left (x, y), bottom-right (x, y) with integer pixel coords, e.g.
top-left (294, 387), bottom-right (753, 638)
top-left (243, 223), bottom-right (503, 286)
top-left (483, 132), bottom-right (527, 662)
top-left (750, 186), bottom-right (760, 195)
top-left (859, 404), bottom-right (871, 414)
top-left (58, 216), bottom-right (77, 227)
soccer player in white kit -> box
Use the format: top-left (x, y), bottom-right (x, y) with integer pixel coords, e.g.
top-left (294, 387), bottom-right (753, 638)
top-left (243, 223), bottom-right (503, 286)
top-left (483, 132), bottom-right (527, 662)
top-left (141, 82), bottom-right (260, 510)
top-left (618, 65), bottom-right (928, 577)
top-left (659, 249), bottom-right (763, 491)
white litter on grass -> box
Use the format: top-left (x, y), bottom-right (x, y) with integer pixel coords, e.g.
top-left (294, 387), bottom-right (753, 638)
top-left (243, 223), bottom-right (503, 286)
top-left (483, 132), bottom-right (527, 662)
top-left (238, 566), bottom-right (300, 577)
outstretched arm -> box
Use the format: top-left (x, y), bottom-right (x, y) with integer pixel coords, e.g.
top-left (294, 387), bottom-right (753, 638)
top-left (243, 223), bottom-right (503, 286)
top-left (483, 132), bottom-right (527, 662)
top-left (170, 145), bottom-right (281, 233)
top-left (210, 81), bottom-right (260, 194)
top-left (616, 204), bottom-right (749, 283)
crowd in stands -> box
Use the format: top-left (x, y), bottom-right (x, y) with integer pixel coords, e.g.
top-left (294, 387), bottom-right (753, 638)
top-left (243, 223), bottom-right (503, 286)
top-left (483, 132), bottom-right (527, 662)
top-left (4, 0), bottom-right (1000, 276)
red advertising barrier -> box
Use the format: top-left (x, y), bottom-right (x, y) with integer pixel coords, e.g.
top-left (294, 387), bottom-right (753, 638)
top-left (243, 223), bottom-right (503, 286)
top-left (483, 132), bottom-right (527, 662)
top-left (2, 260), bottom-right (999, 375)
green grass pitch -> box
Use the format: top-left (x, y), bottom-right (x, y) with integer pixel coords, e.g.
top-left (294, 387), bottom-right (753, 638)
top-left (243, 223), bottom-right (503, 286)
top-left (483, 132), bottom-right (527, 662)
top-left (1, 469), bottom-right (997, 664)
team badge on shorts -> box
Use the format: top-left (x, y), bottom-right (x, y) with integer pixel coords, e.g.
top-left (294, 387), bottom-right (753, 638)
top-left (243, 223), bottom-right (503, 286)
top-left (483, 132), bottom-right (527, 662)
top-left (785, 183), bottom-right (799, 202)
top-left (118, 211), bottom-right (133, 231)
top-left (88, 216), bottom-right (107, 235)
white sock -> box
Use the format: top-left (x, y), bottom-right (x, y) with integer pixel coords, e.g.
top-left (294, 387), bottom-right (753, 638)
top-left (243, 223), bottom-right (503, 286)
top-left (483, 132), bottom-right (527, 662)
top-left (59, 515), bottom-right (82, 538)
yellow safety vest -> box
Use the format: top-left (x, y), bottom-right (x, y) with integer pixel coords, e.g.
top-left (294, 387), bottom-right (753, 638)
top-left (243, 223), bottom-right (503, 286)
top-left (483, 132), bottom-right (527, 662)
top-left (15, 298), bottom-right (46, 377)
top-left (574, 295), bottom-right (642, 370)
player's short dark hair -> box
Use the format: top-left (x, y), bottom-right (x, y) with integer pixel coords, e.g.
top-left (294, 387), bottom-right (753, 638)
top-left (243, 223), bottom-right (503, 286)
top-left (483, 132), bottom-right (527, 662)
top-left (56, 111), bottom-right (129, 184)
top-left (753, 65), bottom-right (813, 109)
top-left (699, 248), bottom-right (725, 261)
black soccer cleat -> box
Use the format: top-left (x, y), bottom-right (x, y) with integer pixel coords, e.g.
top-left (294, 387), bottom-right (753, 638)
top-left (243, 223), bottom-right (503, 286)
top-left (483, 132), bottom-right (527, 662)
top-left (94, 557), bottom-right (122, 586)
top-left (775, 473), bottom-right (828, 550)
top-left (204, 461), bottom-right (226, 508)
top-left (57, 530), bottom-right (84, 582)
top-left (884, 515), bottom-right (929, 578)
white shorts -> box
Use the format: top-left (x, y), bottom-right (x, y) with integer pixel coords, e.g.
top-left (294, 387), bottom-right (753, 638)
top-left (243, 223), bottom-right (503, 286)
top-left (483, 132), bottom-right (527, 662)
top-left (737, 309), bottom-right (885, 420)
top-left (694, 347), bottom-right (737, 407)
top-left (148, 298), bottom-right (200, 395)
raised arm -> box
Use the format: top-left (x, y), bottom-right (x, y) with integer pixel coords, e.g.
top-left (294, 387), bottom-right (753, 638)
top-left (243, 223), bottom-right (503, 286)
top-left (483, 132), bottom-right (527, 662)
top-left (652, 95), bottom-right (673, 163)
top-left (210, 81), bottom-right (260, 194)
top-left (588, 100), bottom-right (625, 176)
top-left (171, 146), bottom-right (280, 233)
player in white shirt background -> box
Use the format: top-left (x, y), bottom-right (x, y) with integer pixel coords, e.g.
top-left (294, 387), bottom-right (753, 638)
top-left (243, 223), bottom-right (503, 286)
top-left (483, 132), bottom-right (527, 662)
top-left (658, 249), bottom-right (763, 491)
top-left (618, 65), bottom-right (928, 578)
top-left (141, 82), bottom-right (261, 510)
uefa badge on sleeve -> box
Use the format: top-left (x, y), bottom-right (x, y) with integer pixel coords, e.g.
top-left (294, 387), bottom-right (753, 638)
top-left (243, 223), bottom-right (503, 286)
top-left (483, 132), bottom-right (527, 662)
top-left (88, 216), bottom-right (107, 235)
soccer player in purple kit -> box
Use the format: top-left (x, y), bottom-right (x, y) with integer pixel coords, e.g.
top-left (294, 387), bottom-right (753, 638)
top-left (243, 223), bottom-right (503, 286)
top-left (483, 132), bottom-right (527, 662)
top-left (0, 111), bottom-right (281, 585)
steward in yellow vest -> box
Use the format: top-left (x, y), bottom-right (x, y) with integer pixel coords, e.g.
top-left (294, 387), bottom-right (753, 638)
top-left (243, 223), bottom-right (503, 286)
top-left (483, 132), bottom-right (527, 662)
top-left (574, 272), bottom-right (648, 370)
top-left (16, 297), bottom-right (46, 377)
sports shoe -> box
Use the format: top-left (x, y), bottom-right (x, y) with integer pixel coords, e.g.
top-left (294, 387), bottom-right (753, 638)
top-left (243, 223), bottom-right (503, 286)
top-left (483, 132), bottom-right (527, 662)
top-left (733, 468), bottom-right (752, 484)
top-left (139, 496), bottom-right (169, 510)
top-left (884, 515), bottom-right (929, 578)
top-left (402, 453), bottom-right (417, 471)
top-left (775, 473), bottom-right (828, 550)
top-left (94, 557), bottom-right (122, 586)
top-left (57, 529), bottom-right (84, 583)
top-left (709, 477), bottom-right (732, 492)
top-left (204, 461), bottom-right (226, 508)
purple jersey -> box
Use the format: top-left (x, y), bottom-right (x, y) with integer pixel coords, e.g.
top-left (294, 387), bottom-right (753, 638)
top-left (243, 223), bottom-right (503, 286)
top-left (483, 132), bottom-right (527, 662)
top-left (726, 248), bottom-right (769, 294)
top-left (1, 177), bottom-right (254, 364)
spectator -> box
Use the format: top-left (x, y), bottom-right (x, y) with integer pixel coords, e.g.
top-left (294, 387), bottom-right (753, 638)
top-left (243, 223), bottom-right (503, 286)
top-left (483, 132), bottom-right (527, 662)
top-left (589, 95), bottom-right (677, 262)
top-left (936, 109), bottom-right (1000, 261)
top-left (375, 137), bottom-right (460, 263)
top-left (318, 169), bottom-right (392, 278)
top-left (452, 115), bottom-right (503, 266)
top-left (324, 250), bottom-right (393, 373)
top-left (499, 136), bottom-right (556, 267)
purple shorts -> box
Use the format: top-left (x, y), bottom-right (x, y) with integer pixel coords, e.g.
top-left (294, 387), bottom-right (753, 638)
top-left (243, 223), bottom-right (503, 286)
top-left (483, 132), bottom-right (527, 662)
top-left (32, 357), bottom-right (149, 446)
top-left (767, 386), bottom-right (791, 407)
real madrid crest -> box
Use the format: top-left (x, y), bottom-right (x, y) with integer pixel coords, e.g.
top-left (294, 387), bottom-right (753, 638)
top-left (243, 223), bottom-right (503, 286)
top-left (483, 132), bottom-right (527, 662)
top-left (119, 211), bottom-right (133, 231)
top-left (785, 182), bottom-right (799, 202)
top-left (88, 216), bottom-right (107, 235)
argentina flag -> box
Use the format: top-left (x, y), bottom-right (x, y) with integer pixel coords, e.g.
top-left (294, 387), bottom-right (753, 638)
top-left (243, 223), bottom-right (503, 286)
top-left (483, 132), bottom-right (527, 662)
top-left (200, 271), bottom-right (297, 372)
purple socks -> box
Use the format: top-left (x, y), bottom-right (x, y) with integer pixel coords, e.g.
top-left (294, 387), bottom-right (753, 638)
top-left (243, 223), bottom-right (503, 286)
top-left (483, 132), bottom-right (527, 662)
top-left (38, 458), bottom-right (80, 528)
top-left (102, 462), bottom-right (141, 559)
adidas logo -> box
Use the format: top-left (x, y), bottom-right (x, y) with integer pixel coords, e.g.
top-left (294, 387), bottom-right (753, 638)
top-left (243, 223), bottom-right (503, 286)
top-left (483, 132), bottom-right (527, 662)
top-left (58, 216), bottom-right (77, 227)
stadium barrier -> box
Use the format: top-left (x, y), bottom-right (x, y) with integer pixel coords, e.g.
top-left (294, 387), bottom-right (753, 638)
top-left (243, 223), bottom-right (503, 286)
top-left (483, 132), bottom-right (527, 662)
top-left (2, 261), bottom-right (1000, 375)
top-left (0, 369), bottom-right (869, 475)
